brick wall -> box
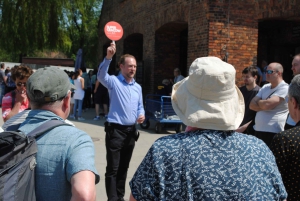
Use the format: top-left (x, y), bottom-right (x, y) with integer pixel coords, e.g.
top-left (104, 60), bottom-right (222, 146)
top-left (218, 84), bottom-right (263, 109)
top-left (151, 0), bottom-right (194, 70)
top-left (98, 0), bottom-right (300, 92)
top-left (207, 1), bottom-right (258, 85)
top-left (187, 0), bottom-right (209, 65)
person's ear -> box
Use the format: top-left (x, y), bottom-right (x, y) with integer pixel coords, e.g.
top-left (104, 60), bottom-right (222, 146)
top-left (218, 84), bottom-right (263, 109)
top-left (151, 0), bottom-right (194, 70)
top-left (291, 97), bottom-right (298, 110)
top-left (278, 71), bottom-right (282, 76)
top-left (62, 92), bottom-right (71, 109)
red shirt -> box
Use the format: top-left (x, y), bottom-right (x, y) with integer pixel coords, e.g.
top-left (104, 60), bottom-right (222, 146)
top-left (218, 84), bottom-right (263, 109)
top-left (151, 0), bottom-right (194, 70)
top-left (2, 91), bottom-right (29, 120)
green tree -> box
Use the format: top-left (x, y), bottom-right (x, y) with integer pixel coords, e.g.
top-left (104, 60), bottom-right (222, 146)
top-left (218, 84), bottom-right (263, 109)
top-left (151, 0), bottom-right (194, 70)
top-left (64, 0), bottom-right (102, 69)
top-left (0, 0), bottom-right (102, 68)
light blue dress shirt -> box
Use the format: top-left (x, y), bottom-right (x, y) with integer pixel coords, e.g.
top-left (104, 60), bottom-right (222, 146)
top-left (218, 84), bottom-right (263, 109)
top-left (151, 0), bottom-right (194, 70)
top-left (97, 58), bottom-right (145, 125)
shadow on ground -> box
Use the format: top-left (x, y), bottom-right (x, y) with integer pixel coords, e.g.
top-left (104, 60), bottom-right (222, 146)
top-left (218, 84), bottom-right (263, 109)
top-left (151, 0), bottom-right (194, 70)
top-left (68, 108), bottom-right (186, 135)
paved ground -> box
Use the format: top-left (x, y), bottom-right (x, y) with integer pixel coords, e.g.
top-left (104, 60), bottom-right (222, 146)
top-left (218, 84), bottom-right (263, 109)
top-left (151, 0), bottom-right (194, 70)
top-left (0, 108), bottom-right (180, 201)
top-left (68, 109), bottom-right (181, 200)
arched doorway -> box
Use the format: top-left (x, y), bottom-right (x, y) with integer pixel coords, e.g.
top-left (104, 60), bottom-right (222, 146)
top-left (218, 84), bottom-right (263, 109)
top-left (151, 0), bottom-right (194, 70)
top-left (258, 20), bottom-right (300, 83)
top-left (123, 33), bottom-right (144, 88)
top-left (154, 21), bottom-right (188, 90)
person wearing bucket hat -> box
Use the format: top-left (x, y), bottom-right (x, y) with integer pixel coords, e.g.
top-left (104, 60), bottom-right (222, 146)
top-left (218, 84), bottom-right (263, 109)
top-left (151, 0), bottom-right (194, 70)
top-left (10, 67), bottom-right (100, 200)
top-left (129, 57), bottom-right (287, 201)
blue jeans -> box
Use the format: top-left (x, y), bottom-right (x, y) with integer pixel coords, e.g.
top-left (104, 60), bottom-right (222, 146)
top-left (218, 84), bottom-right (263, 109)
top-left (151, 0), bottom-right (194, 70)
top-left (0, 84), bottom-right (6, 105)
top-left (73, 99), bottom-right (83, 117)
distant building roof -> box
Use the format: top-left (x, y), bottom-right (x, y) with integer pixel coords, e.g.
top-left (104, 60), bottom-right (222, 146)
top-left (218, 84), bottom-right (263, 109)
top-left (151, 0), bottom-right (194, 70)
top-left (22, 57), bottom-right (74, 67)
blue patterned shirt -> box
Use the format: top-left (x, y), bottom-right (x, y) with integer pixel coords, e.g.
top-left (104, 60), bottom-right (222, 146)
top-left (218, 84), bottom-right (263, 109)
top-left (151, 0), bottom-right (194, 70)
top-left (130, 130), bottom-right (287, 201)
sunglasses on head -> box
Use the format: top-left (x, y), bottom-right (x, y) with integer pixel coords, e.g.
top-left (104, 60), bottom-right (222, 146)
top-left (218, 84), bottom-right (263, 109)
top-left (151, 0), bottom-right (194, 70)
top-left (16, 82), bottom-right (26, 87)
top-left (265, 70), bottom-right (278, 74)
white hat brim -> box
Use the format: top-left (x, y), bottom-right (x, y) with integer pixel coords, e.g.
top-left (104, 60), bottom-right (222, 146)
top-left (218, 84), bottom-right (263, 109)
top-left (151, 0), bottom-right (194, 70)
top-left (171, 77), bottom-right (245, 130)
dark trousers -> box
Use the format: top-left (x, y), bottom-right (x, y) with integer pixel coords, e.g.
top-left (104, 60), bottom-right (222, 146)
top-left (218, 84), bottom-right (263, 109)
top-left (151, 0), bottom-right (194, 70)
top-left (83, 88), bottom-right (91, 109)
top-left (91, 84), bottom-right (95, 107)
top-left (105, 122), bottom-right (136, 201)
top-left (254, 130), bottom-right (276, 147)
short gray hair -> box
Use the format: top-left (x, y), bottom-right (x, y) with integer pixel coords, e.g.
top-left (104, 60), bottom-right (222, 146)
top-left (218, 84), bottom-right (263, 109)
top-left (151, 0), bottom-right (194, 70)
top-left (274, 63), bottom-right (283, 73)
top-left (289, 74), bottom-right (300, 110)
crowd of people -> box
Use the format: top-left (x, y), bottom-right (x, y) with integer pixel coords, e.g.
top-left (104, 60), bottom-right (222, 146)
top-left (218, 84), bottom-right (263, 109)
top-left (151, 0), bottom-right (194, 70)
top-left (1, 43), bottom-right (300, 200)
top-left (61, 67), bottom-right (109, 121)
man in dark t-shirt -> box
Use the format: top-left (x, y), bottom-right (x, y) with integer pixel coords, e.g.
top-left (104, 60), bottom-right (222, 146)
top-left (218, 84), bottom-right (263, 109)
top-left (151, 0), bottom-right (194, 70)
top-left (237, 67), bottom-right (260, 134)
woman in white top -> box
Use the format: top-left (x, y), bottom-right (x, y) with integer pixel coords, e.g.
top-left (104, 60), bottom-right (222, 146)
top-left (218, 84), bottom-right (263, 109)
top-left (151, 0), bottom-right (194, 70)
top-left (70, 69), bottom-right (85, 120)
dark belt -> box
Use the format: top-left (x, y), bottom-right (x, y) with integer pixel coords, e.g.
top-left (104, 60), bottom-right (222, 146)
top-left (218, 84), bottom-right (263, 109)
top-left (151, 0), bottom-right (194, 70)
top-left (108, 122), bottom-right (135, 130)
top-left (105, 122), bottom-right (139, 141)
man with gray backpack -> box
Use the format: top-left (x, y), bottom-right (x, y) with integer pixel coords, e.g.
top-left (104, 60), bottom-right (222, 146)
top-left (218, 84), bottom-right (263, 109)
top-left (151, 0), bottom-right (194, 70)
top-left (0, 66), bottom-right (99, 201)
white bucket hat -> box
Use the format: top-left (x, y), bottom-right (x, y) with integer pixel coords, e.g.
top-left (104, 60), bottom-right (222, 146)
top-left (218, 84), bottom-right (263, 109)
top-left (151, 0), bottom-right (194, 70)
top-left (171, 57), bottom-right (245, 130)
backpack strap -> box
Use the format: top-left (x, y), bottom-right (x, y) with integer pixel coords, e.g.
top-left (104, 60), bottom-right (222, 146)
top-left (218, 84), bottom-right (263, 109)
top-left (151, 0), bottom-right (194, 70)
top-left (266, 90), bottom-right (277, 100)
top-left (26, 119), bottom-right (71, 138)
top-left (6, 119), bottom-right (71, 139)
top-left (5, 123), bottom-right (22, 132)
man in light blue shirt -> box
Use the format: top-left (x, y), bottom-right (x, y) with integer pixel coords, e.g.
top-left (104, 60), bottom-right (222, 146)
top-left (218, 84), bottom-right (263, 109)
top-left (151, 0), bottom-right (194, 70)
top-left (98, 42), bottom-right (145, 201)
top-left (172, 68), bottom-right (185, 84)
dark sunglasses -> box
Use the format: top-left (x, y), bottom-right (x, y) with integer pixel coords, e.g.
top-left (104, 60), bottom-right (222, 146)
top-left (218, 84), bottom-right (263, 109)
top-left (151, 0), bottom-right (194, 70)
top-left (16, 82), bottom-right (26, 87)
top-left (265, 70), bottom-right (278, 74)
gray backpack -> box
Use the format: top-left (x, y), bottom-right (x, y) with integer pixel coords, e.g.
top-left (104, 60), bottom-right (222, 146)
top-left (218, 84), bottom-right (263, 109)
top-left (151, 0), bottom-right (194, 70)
top-left (0, 120), bottom-right (70, 201)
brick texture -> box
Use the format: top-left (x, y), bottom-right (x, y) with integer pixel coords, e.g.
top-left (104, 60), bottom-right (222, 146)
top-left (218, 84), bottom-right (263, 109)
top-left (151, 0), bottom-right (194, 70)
top-left (98, 0), bottom-right (300, 94)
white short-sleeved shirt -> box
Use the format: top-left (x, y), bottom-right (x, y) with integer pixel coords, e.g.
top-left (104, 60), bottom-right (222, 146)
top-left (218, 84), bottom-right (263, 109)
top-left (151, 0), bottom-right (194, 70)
top-left (254, 81), bottom-right (289, 133)
top-left (73, 77), bottom-right (85, 100)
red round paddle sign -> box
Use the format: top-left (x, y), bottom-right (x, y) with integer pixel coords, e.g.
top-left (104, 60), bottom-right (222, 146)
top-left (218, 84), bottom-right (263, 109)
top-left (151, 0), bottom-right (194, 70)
top-left (104, 21), bottom-right (124, 41)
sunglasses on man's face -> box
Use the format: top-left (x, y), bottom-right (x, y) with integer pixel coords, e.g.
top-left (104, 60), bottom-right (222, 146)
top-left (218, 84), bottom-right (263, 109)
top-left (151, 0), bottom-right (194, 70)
top-left (16, 82), bottom-right (26, 87)
top-left (265, 70), bottom-right (278, 74)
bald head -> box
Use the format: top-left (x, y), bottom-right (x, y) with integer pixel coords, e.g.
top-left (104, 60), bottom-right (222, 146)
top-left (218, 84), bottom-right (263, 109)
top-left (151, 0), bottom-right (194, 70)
top-left (273, 62), bottom-right (283, 73)
top-left (266, 62), bottom-right (284, 86)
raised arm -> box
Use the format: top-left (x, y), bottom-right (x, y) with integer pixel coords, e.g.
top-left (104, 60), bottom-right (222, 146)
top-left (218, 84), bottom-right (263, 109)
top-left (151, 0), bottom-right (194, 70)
top-left (97, 42), bottom-right (116, 87)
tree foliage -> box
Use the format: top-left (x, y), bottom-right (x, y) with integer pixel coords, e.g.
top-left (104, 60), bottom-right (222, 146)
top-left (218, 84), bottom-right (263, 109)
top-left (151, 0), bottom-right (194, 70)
top-left (0, 0), bottom-right (102, 68)
top-left (64, 0), bottom-right (102, 68)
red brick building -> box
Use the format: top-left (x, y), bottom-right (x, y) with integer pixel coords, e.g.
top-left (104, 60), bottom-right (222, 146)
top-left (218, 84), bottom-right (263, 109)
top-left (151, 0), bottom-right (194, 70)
top-left (98, 0), bottom-right (300, 95)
